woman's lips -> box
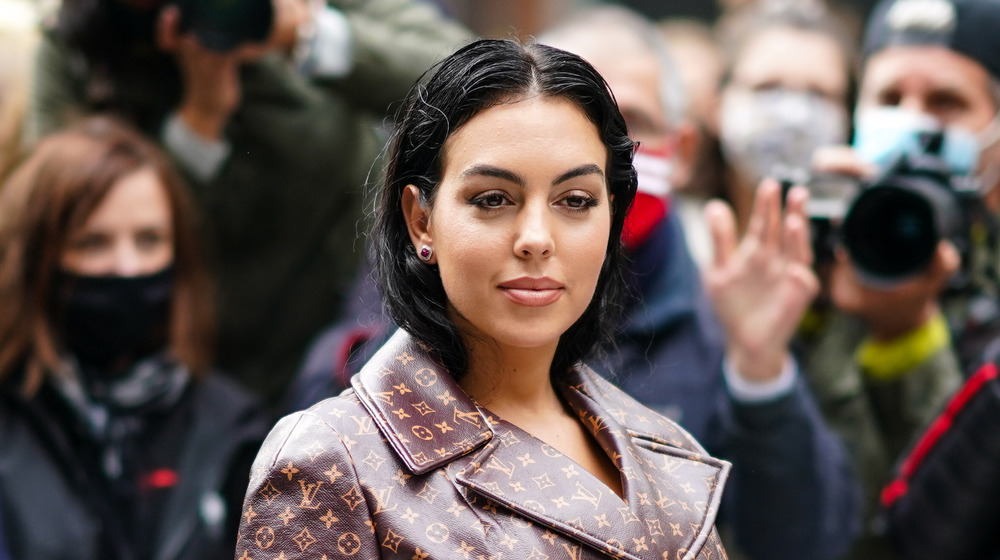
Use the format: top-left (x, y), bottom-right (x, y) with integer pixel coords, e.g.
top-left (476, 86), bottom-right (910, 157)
top-left (498, 277), bottom-right (564, 306)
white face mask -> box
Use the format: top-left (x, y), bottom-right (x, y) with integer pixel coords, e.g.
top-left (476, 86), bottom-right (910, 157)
top-left (720, 87), bottom-right (848, 185)
top-left (852, 106), bottom-right (1000, 177)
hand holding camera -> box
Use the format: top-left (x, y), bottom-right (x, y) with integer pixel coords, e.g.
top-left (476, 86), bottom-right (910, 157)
top-left (810, 133), bottom-right (972, 339)
top-left (155, 0), bottom-right (305, 140)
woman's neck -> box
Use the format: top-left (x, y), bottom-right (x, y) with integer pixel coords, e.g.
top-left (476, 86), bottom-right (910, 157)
top-left (458, 338), bottom-right (565, 423)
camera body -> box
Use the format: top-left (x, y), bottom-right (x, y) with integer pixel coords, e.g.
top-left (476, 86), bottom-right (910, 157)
top-left (173, 0), bottom-right (274, 52)
top-left (798, 135), bottom-right (978, 286)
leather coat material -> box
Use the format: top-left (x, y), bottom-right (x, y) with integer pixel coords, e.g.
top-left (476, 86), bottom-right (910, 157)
top-left (237, 330), bottom-right (731, 559)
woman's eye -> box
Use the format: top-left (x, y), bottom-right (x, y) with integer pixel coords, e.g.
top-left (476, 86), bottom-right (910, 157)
top-left (472, 192), bottom-right (511, 209)
top-left (561, 194), bottom-right (598, 210)
top-left (70, 234), bottom-right (109, 253)
top-left (136, 230), bottom-right (166, 250)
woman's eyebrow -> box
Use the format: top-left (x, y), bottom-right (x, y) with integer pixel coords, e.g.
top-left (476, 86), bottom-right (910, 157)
top-left (460, 164), bottom-right (525, 186)
top-left (553, 164), bottom-right (604, 186)
top-left (459, 163), bottom-right (604, 187)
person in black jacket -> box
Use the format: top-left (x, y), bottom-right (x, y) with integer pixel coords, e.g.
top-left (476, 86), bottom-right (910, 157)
top-left (881, 357), bottom-right (1000, 559)
top-left (0, 116), bottom-right (269, 560)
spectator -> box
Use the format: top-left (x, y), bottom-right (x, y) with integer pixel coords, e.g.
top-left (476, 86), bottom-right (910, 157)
top-left (710, 1), bottom-right (855, 243)
top-left (238, 38), bottom-right (731, 560)
top-left (27, 0), bottom-right (473, 406)
top-left (0, 0), bottom-right (38, 180)
top-left (542, 7), bottom-right (858, 560)
top-left (804, 0), bottom-right (1000, 557)
top-left (0, 117), bottom-right (269, 560)
top-left (880, 356), bottom-right (1000, 560)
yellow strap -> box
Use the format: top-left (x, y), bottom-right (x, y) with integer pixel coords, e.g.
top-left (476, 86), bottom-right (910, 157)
top-left (857, 314), bottom-right (951, 382)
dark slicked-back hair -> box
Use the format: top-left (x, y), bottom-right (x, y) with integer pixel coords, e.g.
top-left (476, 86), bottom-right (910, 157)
top-left (373, 38), bottom-right (637, 381)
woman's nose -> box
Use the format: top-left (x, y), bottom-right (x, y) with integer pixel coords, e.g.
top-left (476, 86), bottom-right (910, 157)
top-left (513, 202), bottom-right (554, 258)
top-left (110, 240), bottom-right (145, 277)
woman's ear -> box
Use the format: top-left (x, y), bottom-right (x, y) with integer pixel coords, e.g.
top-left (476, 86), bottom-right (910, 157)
top-left (401, 185), bottom-right (436, 264)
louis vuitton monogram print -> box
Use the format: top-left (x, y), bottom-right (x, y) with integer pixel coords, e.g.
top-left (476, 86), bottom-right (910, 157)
top-left (236, 330), bottom-right (730, 560)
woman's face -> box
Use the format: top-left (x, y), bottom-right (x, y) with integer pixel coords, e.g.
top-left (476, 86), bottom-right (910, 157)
top-left (60, 166), bottom-right (174, 276)
top-left (727, 26), bottom-right (847, 105)
top-left (407, 96), bottom-right (612, 354)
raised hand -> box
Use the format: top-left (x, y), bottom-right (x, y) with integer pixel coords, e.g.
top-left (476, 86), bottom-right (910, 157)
top-left (703, 180), bottom-right (819, 382)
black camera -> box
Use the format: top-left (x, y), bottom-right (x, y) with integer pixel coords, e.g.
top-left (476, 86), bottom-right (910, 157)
top-left (800, 133), bottom-right (979, 286)
top-left (174, 0), bottom-right (274, 52)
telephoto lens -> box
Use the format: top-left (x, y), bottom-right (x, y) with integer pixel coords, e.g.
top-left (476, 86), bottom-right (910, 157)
top-left (840, 149), bottom-right (964, 286)
top-left (174, 0), bottom-right (273, 52)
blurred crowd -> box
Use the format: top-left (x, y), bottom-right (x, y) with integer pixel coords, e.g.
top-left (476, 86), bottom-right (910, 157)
top-left (0, 0), bottom-right (998, 559)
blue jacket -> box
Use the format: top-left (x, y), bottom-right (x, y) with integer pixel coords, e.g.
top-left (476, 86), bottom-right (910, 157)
top-left (287, 213), bottom-right (861, 560)
top-left (596, 213), bottom-right (861, 560)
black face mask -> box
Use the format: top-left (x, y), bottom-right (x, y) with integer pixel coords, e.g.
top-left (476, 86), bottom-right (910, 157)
top-left (55, 267), bottom-right (174, 372)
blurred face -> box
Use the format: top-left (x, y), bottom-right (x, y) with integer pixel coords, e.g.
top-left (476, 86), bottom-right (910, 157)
top-left (719, 26), bottom-right (849, 185)
top-left (60, 167), bottom-right (174, 277)
top-left (858, 45), bottom-right (1000, 208)
top-left (860, 45), bottom-right (996, 132)
top-left (727, 26), bottom-right (848, 104)
top-left (407, 96), bottom-right (612, 354)
top-left (587, 48), bottom-right (669, 149)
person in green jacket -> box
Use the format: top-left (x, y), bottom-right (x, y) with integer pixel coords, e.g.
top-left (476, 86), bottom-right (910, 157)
top-left (802, 0), bottom-right (1000, 558)
top-left (26, 0), bottom-right (473, 408)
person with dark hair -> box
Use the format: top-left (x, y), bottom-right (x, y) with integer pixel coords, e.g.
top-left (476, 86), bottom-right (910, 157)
top-left (0, 116), bottom-right (269, 560)
top-left (237, 38), bottom-right (730, 560)
top-left (287, 7), bottom-right (859, 560)
top-left (27, 0), bottom-right (472, 407)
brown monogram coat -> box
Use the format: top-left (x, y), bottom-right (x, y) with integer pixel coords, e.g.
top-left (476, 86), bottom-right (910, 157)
top-left (235, 331), bottom-right (731, 560)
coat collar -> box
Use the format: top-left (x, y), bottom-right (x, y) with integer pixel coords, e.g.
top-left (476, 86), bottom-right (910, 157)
top-left (352, 330), bottom-right (730, 559)
top-left (351, 329), bottom-right (493, 475)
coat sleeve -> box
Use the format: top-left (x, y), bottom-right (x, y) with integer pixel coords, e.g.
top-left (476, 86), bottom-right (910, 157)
top-left (322, 0), bottom-right (474, 113)
top-left (235, 411), bottom-right (380, 559)
top-left (712, 374), bottom-right (862, 560)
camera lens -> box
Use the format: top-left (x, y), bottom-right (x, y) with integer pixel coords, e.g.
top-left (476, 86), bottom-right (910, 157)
top-left (841, 185), bottom-right (939, 282)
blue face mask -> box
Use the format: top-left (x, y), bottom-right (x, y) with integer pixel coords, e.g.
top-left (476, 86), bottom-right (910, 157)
top-left (852, 106), bottom-right (999, 176)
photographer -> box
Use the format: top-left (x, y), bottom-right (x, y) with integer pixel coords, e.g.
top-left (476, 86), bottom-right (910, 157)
top-left (801, 0), bottom-right (1000, 558)
top-left (26, 0), bottom-right (473, 409)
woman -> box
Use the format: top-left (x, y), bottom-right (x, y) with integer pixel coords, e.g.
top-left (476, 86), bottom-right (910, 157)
top-left (0, 117), bottom-right (269, 560)
top-left (678, 3), bottom-right (855, 265)
top-left (236, 39), bottom-right (730, 559)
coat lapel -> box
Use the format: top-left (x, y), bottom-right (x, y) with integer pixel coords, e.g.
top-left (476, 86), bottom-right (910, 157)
top-left (350, 329), bottom-right (492, 475)
top-left (456, 368), bottom-right (730, 560)
top-left (352, 331), bottom-right (730, 559)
